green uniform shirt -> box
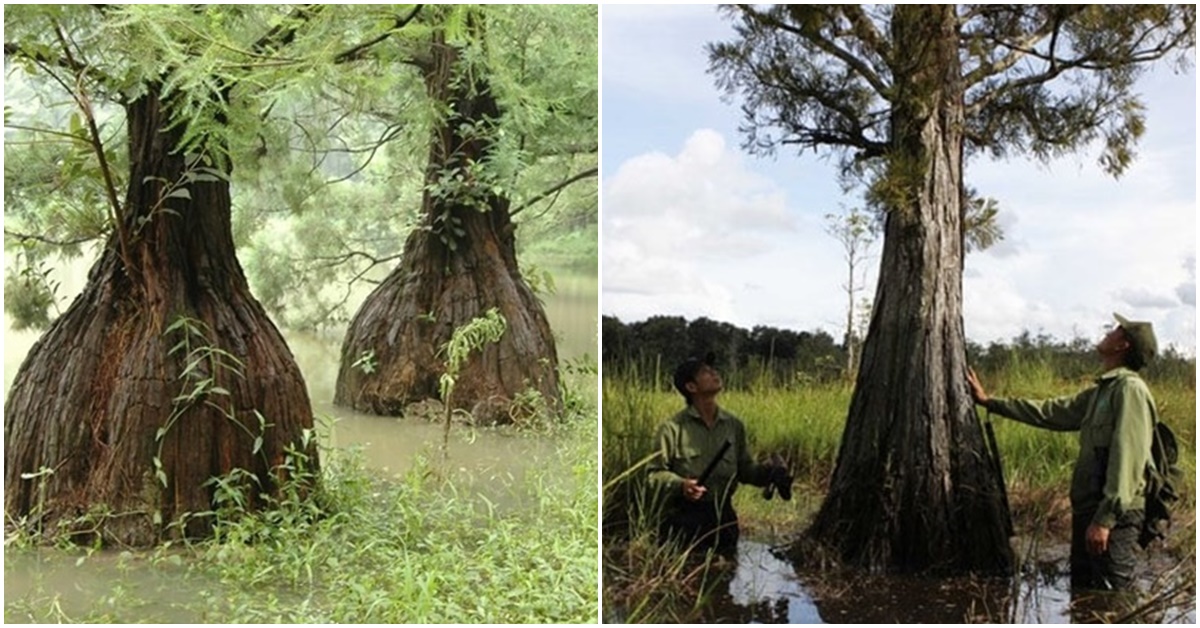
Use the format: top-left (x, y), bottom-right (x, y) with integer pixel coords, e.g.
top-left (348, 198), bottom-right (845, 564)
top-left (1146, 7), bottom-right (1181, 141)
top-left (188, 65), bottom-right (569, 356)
top-left (647, 405), bottom-right (771, 512)
top-left (986, 367), bottom-right (1156, 528)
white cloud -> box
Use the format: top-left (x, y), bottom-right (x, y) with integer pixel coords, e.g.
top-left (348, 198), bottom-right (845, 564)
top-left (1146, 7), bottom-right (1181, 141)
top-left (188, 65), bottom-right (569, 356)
top-left (1175, 254), bottom-right (1196, 307)
top-left (961, 130), bottom-right (1196, 352)
top-left (603, 129), bottom-right (795, 261)
top-left (603, 129), bottom-right (852, 332)
top-left (601, 6), bottom-right (1196, 355)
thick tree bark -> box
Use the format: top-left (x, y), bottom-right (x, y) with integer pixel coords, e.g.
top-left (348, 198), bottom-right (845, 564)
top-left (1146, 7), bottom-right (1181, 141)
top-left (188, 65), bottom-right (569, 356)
top-left (806, 6), bottom-right (1013, 574)
top-left (334, 35), bottom-right (561, 422)
top-left (4, 89), bottom-right (316, 547)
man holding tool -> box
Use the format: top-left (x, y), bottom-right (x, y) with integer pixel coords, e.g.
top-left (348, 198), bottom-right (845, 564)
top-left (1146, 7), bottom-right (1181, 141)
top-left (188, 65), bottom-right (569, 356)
top-left (648, 353), bottom-right (791, 554)
top-left (967, 314), bottom-right (1159, 591)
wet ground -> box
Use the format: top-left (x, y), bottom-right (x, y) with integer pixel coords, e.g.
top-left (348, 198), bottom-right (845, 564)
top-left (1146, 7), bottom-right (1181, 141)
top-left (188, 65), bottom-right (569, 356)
top-left (699, 539), bottom-right (1196, 624)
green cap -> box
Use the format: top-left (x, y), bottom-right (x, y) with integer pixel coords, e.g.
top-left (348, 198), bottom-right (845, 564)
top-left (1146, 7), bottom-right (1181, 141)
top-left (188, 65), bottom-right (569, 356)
top-left (1114, 313), bottom-right (1158, 367)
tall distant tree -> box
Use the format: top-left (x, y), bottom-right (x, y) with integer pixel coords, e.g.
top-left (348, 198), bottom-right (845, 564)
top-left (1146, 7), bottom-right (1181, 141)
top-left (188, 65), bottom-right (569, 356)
top-left (824, 205), bottom-right (878, 378)
top-left (334, 6), bottom-right (597, 420)
top-left (2, 5), bottom-right (415, 546)
top-left (710, 4), bottom-right (1194, 573)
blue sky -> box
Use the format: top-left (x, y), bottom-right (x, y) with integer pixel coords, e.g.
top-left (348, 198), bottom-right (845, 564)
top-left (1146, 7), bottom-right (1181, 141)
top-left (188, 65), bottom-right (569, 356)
top-left (600, 5), bottom-right (1197, 355)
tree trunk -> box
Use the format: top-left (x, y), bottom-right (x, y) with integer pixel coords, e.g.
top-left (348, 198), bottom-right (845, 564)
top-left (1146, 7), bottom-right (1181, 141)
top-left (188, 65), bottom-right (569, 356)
top-left (806, 6), bottom-right (1013, 574)
top-left (4, 89), bottom-right (316, 547)
top-left (334, 34), bottom-right (561, 423)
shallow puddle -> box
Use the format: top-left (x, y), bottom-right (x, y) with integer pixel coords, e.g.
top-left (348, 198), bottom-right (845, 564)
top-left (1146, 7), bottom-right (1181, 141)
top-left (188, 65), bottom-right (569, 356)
top-left (702, 539), bottom-right (1195, 623)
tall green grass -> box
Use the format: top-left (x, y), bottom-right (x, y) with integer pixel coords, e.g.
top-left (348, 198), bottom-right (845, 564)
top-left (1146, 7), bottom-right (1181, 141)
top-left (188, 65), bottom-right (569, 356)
top-left (603, 361), bottom-right (1195, 549)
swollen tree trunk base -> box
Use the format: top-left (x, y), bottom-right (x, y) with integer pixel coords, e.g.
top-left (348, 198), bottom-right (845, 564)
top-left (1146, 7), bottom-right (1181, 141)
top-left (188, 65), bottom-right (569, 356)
top-left (5, 247), bottom-right (315, 547)
top-left (334, 32), bottom-right (562, 423)
top-left (334, 206), bottom-right (562, 423)
top-left (4, 91), bottom-right (316, 548)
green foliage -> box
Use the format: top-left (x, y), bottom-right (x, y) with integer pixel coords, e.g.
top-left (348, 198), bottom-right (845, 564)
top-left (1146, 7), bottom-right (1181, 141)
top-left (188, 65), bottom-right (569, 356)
top-left (558, 353), bottom-right (599, 419)
top-left (3, 245), bottom-right (61, 331)
top-left (438, 308), bottom-right (508, 397)
top-left (438, 308), bottom-right (507, 459)
top-left (137, 153), bottom-right (232, 234)
top-left (156, 316), bottom-right (264, 488)
top-left (962, 187), bottom-right (1004, 253)
top-left (520, 261), bottom-right (558, 300)
top-left (351, 350), bottom-right (377, 375)
top-left (708, 4), bottom-right (1194, 223)
top-left (229, 5), bottom-right (596, 330)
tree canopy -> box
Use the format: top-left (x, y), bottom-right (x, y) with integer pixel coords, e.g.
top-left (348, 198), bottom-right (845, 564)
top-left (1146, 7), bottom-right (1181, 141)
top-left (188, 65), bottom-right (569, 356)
top-left (5, 4), bottom-right (598, 332)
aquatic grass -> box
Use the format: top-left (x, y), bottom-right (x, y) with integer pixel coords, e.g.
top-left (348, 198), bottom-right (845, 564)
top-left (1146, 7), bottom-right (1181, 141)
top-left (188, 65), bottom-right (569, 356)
top-left (191, 418), bottom-right (598, 623)
top-left (600, 478), bottom-right (731, 624)
top-left (5, 411), bottom-right (598, 624)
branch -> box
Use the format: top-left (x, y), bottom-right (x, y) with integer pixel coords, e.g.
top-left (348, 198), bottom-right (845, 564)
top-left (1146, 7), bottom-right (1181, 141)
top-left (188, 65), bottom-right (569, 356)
top-left (4, 228), bottom-right (102, 247)
top-left (737, 4), bottom-right (891, 98)
top-left (961, 8), bottom-right (1069, 88)
top-left (4, 123), bottom-right (88, 142)
top-left (748, 51), bottom-right (885, 155)
top-left (839, 5), bottom-right (891, 62)
top-left (321, 123), bottom-right (408, 186)
top-left (298, 249), bottom-right (403, 271)
top-left (334, 4), bottom-right (424, 64)
top-left (509, 167), bottom-right (597, 218)
top-left (250, 4), bottom-right (325, 53)
top-left (965, 8), bottom-right (1189, 116)
top-left (3, 41), bottom-right (85, 73)
top-left (51, 24), bottom-right (129, 271)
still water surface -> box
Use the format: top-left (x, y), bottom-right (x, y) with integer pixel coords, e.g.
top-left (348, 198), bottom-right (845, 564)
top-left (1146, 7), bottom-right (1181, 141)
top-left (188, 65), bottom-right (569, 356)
top-left (685, 537), bottom-right (1194, 623)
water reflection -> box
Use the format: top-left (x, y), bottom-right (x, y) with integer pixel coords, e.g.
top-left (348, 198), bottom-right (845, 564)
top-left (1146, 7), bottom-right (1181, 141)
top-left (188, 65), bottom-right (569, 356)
top-left (700, 540), bottom-right (1194, 624)
top-left (714, 541), bottom-right (822, 623)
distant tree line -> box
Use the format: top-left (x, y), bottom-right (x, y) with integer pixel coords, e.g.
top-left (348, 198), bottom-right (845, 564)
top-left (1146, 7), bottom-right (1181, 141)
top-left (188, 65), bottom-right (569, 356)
top-left (603, 314), bottom-right (1196, 390)
top-left (603, 315), bottom-right (845, 388)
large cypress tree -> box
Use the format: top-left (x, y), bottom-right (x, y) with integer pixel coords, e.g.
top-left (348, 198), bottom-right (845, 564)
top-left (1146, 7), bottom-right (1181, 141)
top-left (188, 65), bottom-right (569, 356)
top-left (709, 4), bottom-right (1194, 573)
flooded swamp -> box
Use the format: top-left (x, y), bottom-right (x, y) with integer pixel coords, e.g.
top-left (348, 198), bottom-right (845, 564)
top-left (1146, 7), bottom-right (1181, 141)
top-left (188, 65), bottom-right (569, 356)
top-left (3, 259), bottom-right (599, 623)
top-left (613, 533), bottom-right (1196, 624)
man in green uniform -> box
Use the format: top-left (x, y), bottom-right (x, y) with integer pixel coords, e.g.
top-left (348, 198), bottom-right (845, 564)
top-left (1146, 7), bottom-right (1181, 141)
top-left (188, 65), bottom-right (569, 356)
top-left (967, 313), bottom-right (1158, 590)
top-left (648, 353), bottom-right (789, 553)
